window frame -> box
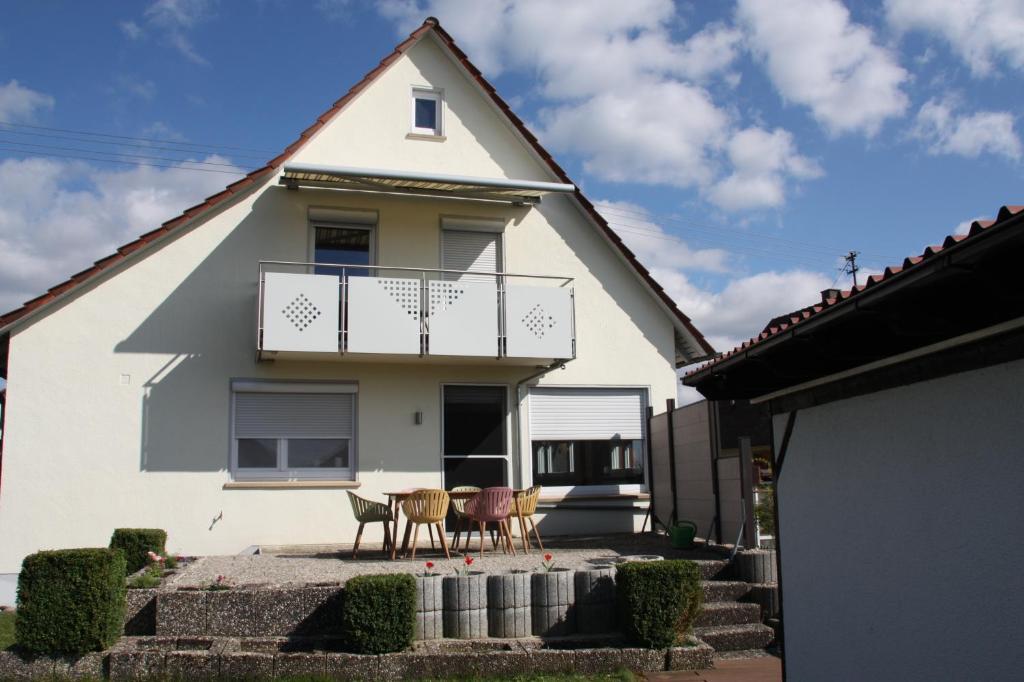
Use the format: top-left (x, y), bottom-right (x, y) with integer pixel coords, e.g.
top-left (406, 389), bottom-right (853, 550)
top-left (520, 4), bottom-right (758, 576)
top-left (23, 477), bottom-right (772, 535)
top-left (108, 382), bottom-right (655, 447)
top-left (523, 385), bottom-right (650, 497)
top-left (229, 381), bottom-right (358, 482)
top-left (410, 87), bottom-right (444, 137)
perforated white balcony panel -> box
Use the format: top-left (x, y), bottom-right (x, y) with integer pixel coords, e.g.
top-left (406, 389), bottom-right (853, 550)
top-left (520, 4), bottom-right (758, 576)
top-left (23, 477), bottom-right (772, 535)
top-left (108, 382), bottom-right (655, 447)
top-left (427, 280), bottom-right (498, 357)
top-left (262, 272), bottom-right (339, 352)
top-left (504, 285), bottom-right (574, 359)
top-left (346, 276), bottom-right (421, 354)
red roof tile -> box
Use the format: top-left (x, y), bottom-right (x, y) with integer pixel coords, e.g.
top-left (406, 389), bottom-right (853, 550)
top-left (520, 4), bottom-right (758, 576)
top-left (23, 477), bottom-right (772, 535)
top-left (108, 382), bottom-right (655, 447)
top-left (686, 204), bottom-right (1024, 378)
top-left (0, 18), bottom-right (713, 360)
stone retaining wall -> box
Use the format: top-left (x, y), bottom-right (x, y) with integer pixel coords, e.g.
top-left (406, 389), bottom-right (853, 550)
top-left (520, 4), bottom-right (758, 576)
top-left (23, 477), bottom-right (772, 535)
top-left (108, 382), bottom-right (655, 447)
top-left (135, 565), bottom-right (626, 641)
top-left (0, 637), bottom-right (714, 680)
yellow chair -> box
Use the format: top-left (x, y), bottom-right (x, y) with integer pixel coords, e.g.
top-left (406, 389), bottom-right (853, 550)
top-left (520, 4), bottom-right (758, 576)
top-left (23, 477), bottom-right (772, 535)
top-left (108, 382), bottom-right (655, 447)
top-left (399, 489), bottom-right (451, 559)
top-left (450, 485), bottom-right (481, 551)
top-left (346, 491), bottom-right (394, 559)
top-left (510, 485), bottom-right (543, 553)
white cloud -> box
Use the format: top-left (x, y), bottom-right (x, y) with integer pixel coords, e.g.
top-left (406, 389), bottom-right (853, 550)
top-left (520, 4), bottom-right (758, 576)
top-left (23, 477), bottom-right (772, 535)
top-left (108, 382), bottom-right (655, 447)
top-left (667, 269), bottom-right (833, 353)
top-left (539, 81), bottom-right (729, 189)
top-left (737, 0), bottom-right (909, 137)
top-left (119, 20), bottom-right (143, 40)
top-left (0, 80), bottom-right (55, 123)
top-left (595, 200), bottom-right (730, 274)
top-left (911, 98), bottom-right (1021, 160)
top-left (708, 127), bottom-right (823, 211)
top-left (954, 216), bottom-right (987, 236)
top-left (885, 0), bottom-right (1024, 76)
top-left (593, 201), bottom-right (831, 355)
top-left (121, 0), bottom-right (214, 65)
top-left (0, 155), bottom-right (242, 314)
top-left (376, 1), bottom-right (819, 211)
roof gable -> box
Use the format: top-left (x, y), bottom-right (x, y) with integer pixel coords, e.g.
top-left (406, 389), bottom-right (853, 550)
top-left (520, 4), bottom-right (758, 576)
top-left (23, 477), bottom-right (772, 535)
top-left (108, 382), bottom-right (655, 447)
top-left (0, 18), bottom-right (713, 364)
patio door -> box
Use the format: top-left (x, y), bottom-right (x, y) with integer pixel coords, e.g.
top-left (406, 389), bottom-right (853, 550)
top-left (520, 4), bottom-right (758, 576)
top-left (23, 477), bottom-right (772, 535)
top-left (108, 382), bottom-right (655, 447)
top-left (441, 384), bottom-right (508, 503)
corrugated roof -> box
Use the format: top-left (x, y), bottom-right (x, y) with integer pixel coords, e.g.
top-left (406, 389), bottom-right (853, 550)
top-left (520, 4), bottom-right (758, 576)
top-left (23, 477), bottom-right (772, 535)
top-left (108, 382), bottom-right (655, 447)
top-left (686, 204), bottom-right (1024, 379)
top-left (0, 17), bottom-right (713, 363)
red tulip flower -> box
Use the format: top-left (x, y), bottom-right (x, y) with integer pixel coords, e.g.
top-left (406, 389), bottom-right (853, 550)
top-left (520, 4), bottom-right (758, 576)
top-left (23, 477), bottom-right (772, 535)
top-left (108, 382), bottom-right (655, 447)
top-left (465, 556), bottom-right (474, 566)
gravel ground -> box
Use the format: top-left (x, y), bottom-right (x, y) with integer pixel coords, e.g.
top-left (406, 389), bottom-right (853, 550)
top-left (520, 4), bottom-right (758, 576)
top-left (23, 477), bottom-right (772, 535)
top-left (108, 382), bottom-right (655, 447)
top-left (166, 534), bottom-right (725, 588)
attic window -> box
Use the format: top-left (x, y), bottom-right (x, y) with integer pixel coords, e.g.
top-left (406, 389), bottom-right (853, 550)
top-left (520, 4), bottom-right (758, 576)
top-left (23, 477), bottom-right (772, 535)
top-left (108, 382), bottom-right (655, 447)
top-left (411, 88), bottom-right (443, 137)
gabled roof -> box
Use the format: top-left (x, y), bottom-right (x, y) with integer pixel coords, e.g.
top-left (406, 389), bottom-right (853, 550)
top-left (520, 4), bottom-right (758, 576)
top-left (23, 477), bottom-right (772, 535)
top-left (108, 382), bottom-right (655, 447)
top-left (685, 204), bottom-right (1024, 398)
top-left (0, 17), bottom-right (713, 363)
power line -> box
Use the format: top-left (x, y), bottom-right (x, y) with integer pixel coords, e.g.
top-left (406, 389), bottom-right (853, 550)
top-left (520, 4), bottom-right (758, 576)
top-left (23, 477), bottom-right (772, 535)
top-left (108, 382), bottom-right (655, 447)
top-left (0, 145), bottom-right (249, 175)
top-left (0, 138), bottom-right (247, 169)
top-left (0, 120), bottom-right (277, 155)
top-left (0, 124), bottom-right (271, 161)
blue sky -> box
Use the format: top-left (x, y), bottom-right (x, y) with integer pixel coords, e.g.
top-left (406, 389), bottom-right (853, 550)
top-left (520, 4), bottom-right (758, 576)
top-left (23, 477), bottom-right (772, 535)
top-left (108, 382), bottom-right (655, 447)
top-left (1, 0), bottom-right (1022, 360)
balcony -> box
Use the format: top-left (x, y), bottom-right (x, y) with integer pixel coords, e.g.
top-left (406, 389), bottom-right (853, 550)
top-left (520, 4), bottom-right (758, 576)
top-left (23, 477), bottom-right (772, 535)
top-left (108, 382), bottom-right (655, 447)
top-left (257, 262), bottom-right (576, 364)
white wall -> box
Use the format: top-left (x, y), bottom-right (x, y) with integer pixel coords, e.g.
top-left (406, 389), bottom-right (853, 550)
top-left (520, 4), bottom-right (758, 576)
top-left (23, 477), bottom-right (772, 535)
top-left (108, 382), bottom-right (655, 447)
top-left (0, 36), bottom-right (674, 572)
top-left (775, 358), bottom-right (1024, 681)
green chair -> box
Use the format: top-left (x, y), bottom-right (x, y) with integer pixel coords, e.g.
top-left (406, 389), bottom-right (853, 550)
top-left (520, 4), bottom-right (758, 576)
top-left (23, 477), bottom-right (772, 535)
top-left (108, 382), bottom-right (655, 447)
top-left (450, 485), bottom-right (481, 551)
top-left (346, 491), bottom-right (394, 559)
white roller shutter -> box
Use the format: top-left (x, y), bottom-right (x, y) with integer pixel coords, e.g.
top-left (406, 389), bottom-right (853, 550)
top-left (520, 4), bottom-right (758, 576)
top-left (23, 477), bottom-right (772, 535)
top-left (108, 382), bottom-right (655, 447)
top-left (234, 392), bottom-right (354, 439)
top-left (528, 388), bottom-right (646, 441)
top-left (442, 229), bottom-right (501, 282)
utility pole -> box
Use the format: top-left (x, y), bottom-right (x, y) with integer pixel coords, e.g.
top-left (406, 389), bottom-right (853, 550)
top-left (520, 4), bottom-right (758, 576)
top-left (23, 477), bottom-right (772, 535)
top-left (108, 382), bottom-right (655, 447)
top-left (843, 250), bottom-right (860, 287)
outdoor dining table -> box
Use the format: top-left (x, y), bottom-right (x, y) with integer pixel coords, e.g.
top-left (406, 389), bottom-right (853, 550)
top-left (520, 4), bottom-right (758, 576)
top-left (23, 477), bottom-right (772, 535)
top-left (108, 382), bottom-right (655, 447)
top-left (384, 488), bottom-right (527, 560)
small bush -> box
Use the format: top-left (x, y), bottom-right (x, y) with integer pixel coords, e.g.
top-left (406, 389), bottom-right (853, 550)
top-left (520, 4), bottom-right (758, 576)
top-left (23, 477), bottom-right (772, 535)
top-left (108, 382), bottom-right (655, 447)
top-left (340, 573), bottom-right (415, 654)
top-left (754, 485), bottom-right (775, 537)
top-left (109, 528), bottom-right (167, 574)
top-left (616, 559), bottom-right (703, 648)
top-left (127, 566), bottom-right (162, 589)
top-left (16, 548), bottom-right (127, 656)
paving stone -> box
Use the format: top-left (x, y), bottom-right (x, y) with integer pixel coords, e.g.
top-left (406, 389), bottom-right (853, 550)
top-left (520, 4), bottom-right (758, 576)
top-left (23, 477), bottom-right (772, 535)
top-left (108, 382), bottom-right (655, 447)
top-left (155, 590), bottom-right (208, 636)
top-left (0, 651), bottom-right (56, 679)
top-left (572, 647), bottom-right (666, 674)
top-left (53, 652), bottom-right (108, 679)
top-left (164, 649), bottom-right (220, 679)
top-left (219, 651), bottom-right (275, 680)
top-left (325, 652), bottom-right (380, 681)
top-left (666, 641), bottom-right (715, 671)
top-left (124, 589), bottom-right (158, 636)
top-left (208, 589), bottom-right (261, 637)
top-left (108, 649), bottom-right (166, 680)
top-left (274, 651), bottom-right (326, 677)
top-left (695, 624), bottom-right (775, 652)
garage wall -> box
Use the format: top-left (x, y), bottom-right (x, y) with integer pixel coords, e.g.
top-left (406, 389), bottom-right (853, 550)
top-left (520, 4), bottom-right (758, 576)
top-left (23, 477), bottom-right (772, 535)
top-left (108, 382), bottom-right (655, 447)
top-left (775, 357), bottom-right (1024, 681)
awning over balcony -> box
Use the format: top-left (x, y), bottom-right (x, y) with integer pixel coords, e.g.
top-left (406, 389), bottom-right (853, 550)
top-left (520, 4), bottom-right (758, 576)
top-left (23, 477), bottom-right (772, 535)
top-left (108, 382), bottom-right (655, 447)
top-left (280, 163), bottom-right (576, 205)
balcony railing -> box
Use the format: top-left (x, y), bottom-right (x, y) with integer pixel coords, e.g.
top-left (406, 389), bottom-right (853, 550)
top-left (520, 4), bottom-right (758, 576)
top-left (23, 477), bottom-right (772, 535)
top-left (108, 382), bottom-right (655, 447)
top-left (257, 261), bottom-right (576, 360)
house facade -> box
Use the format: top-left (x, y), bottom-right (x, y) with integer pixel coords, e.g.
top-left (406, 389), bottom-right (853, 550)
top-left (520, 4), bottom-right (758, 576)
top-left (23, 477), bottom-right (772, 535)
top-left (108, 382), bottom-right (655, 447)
top-left (0, 19), bottom-right (712, 578)
top-left (685, 205), bottom-right (1024, 681)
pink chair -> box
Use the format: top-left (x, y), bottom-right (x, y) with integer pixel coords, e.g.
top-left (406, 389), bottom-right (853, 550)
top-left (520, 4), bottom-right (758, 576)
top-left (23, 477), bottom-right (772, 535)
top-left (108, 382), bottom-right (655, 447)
top-left (463, 487), bottom-right (516, 556)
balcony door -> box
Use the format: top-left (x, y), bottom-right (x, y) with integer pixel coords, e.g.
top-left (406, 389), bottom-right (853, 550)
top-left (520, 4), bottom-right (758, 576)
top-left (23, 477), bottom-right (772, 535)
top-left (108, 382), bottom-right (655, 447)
top-left (441, 385), bottom-right (509, 509)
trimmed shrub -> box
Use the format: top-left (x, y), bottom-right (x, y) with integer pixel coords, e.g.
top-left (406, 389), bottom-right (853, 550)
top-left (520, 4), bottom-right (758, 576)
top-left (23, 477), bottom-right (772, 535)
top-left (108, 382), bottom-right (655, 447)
top-left (109, 528), bottom-right (166, 574)
top-left (616, 559), bottom-right (703, 648)
top-left (16, 548), bottom-right (127, 656)
top-left (340, 573), bottom-right (415, 654)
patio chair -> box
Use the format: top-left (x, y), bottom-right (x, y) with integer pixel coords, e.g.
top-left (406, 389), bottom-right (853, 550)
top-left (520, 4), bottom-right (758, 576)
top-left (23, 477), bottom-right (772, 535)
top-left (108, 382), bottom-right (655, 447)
top-left (463, 487), bottom-right (516, 556)
top-left (346, 491), bottom-right (394, 559)
top-left (509, 485), bottom-right (543, 554)
top-left (400, 489), bottom-right (451, 559)
top-left (450, 485), bottom-right (481, 552)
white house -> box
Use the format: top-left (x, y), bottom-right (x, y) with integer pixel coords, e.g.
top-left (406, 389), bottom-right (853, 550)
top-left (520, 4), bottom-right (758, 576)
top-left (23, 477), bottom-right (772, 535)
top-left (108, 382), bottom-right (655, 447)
top-left (0, 18), bottom-right (713, 585)
top-left (685, 205), bottom-right (1024, 681)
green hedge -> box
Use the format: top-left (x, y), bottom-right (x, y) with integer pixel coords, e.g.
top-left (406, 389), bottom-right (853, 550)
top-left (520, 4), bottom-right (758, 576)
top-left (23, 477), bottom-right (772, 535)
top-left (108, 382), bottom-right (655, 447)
top-left (16, 548), bottom-right (127, 656)
top-left (109, 528), bottom-right (166, 574)
top-left (340, 573), bottom-right (415, 654)
top-left (616, 559), bottom-right (703, 648)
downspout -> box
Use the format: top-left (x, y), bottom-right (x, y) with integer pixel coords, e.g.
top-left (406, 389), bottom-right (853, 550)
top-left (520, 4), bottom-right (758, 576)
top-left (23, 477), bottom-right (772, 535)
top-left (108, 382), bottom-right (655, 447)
top-left (513, 359), bottom-right (572, 488)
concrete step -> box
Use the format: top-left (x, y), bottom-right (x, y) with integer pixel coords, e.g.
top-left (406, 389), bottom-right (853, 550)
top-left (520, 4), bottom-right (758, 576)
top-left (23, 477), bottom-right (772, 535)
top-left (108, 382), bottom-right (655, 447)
top-left (694, 624), bottom-right (775, 653)
top-left (694, 602), bottom-right (762, 628)
top-left (701, 580), bottom-right (751, 603)
top-left (694, 560), bottom-right (729, 580)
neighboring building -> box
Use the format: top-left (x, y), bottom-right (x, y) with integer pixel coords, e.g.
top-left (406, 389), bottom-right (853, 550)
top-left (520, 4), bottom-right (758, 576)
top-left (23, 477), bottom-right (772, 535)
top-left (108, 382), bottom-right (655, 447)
top-left (0, 18), bottom-right (713, 579)
top-left (685, 205), bottom-right (1024, 681)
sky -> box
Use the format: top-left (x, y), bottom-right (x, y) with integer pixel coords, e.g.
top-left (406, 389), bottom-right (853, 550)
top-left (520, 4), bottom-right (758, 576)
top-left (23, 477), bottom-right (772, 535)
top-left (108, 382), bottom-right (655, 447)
top-left (1, 0), bottom-right (1022, 391)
